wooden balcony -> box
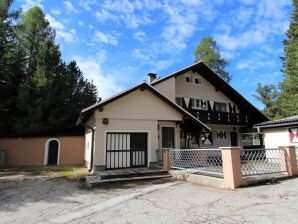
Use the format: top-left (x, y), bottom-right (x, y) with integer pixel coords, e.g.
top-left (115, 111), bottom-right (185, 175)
top-left (193, 109), bottom-right (250, 126)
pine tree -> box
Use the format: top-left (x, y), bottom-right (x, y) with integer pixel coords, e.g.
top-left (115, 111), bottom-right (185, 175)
top-left (278, 0), bottom-right (298, 117)
top-left (0, 0), bottom-right (25, 136)
top-left (194, 36), bottom-right (231, 83)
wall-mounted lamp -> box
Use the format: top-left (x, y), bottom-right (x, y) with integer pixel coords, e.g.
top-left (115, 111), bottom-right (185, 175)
top-left (102, 118), bottom-right (109, 125)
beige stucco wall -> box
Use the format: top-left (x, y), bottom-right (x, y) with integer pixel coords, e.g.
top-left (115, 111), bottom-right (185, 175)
top-left (175, 71), bottom-right (239, 112)
top-left (152, 77), bottom-right (176, 101)
top-left (91, 88), bottom-right (185, 168)
top-left (263, 127), bottom-right (298, 148)
top-left (0, 136), bottom-right (84, 166)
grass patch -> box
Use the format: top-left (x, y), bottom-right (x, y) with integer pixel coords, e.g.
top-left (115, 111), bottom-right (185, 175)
top-left (0, 165), bottom-right (89, 180)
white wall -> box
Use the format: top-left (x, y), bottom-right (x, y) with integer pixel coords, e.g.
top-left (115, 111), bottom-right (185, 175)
top-left (263, 127), bottom-right (298, 148)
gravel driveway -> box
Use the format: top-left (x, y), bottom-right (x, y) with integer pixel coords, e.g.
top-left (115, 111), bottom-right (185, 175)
top-left (1, 174), bottom-right (298, 224)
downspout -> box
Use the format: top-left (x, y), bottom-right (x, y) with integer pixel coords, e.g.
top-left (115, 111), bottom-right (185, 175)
top-left (76, 115), bottom-right (95, 172)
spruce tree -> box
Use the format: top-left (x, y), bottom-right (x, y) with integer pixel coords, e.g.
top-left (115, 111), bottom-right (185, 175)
top-left (278, 0), bottom-right (298, 117)
top-left (194, 36), bottom-right (231, 83)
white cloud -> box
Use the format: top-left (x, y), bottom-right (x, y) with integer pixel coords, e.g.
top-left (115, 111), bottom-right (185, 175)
top-left (64, 1), bottom-right (79, 14)
top-left (45, 14), bottom-right (75, 43)
top-left (79, 0), bottom-right (97, 11)
top-left (236, 58), bottom-right (276, 70)
top-left (95, 0), bottom-right (153, 29)
top-left (21, 0), bottom-right (43, 11)
top-left (56, 30), bottom-right (75, 42)
top-left (45, 14), bottom-right (64, 30)
top-left (78, 20), bottom-right (84, 26)
top-left (95, 31), bottom-right (118, 46)
top-left (73, 53), bottom-right (123, 99)
top-left (133, 31), bottom-right (146, 42)
top-left (50, 8), bottom-right (61, 15)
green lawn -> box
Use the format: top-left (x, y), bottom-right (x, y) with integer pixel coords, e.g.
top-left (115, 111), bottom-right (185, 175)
top-left (0, 165), bottom-right (89, 180)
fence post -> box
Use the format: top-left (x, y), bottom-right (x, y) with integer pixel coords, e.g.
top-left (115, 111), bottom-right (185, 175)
top-left (220, 147), bottom-right (243, 190)
top-left (163, 148), bottom-right (170, 170)
top-left (284, 146), bottom-right (298, 176)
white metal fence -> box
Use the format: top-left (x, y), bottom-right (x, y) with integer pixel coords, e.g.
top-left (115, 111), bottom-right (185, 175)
top-left (241, 148), bottom-right (287, 176)
top-left (169, 149), bottom-right (223, 177)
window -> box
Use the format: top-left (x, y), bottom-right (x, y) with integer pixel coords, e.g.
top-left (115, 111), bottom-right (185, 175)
top-left (185, 75), bottom-right (192, 83)
top-left (176, 97), bottom-right (182, 106)
top-left (195, 99), bottom-right (200, 108)
top-left (194, 77), bottom-right (201, 85)
top-left (214, 102), bottom-right (227, 112)
top-left (191, 98), bottom-right (195, 108)
top-left (242, 133), bottom-right (262, 146)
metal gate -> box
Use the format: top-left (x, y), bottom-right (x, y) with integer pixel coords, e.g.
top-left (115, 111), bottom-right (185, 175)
top-left (106, 132), bottom-right (147, 169)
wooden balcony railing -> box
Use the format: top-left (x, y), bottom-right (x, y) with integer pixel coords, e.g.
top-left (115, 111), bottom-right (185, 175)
top-left (193, 109), bottom-right (250, 126)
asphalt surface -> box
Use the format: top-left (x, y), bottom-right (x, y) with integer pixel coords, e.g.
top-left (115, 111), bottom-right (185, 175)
top-left (0, 174), bottom-right (298, 224)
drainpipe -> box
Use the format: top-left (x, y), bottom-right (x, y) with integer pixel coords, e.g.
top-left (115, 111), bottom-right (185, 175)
top-left (76, 115), bottom-right (95, 172)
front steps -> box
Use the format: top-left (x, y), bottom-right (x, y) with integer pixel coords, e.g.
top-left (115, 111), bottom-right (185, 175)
top-left (85, 168), bottom-right (171, 188)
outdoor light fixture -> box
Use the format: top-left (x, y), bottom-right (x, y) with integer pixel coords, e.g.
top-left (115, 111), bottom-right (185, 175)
top-left (102, 118), bottom-right (109, 125)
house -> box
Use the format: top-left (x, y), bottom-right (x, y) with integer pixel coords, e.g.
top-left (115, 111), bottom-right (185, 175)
top-left (80, 61), bottom-right (268, 172)
top-left (255, 115), bottom-right (298, 148)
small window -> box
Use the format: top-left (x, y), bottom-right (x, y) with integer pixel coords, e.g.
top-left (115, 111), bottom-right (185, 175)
top-left (191, 98), bottom-right (195, 108)
top-left (195, 99), bottom-right (200, 108)
top-left (194, 77), bottom-right (201, 85)
top-left (185, 75), bottom-right (192, 83)
top-left (176, 97), bottom-right (182, 106)
top-left (214, 102), bottom-right (227, 112)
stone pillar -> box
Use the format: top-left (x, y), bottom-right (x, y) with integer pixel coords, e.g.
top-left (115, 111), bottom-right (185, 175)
top-left (163, 148), bottom-right (170, 170)
top-left (284, 146), bottom-right (298, 176)
top-left (220, 147), bottom-right (243, 190)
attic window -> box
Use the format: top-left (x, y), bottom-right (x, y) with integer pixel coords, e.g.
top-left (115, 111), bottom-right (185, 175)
top-left (194, 77), bottom-right (201, 85)
top-left (185, 75), bottom-right (192, 83)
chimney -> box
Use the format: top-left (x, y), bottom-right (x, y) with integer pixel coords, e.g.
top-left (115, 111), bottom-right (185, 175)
top-left (148, 73), bottom-right (157, 83)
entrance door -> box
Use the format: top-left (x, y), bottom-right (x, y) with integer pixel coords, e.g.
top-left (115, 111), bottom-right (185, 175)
top-left (230, 131), bottom-right (238, 146)
top-left (130, 133), bottom-right (147, 168)
top-left (162, 127), bottom-right (175, 148)
top-left (48, 140), bottom-right (58, 165)
top-left (106, 133), bottom-right (147, 169)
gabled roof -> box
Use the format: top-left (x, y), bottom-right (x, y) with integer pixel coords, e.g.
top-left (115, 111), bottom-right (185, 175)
top-left (82, 82), bottom-right (211, 131)
top-left (255, 115), bottom-right (298, 129)
top-left (151, 61), bottom-right (269, 124)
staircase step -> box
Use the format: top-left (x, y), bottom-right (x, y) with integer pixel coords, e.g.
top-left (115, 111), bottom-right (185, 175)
top-left (99, 170), bottom-right (169, 180)
top-left (86, 174), bottom-right (172, 188)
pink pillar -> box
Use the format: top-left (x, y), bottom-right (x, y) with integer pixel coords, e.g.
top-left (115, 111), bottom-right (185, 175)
top-left (220, 147), bottom-right (243, 190)
top-left (284, 146), bottom-right (298, 176)
top-left (163, 148), bottom-right (170, 171)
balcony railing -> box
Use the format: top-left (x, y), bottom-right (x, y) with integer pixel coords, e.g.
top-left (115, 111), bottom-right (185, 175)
top-left (193, 109), bottom-right (250, 125)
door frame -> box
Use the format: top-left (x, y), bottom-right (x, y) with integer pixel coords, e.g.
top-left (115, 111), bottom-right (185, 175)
top-left (230, 131), bottom-right (238, 146)
top-left (44, 138), bottom-right (60, 165)
top-left (104, 130), bottom-right (151, 168)
top-left (159, 124), bottom-right (176, 149)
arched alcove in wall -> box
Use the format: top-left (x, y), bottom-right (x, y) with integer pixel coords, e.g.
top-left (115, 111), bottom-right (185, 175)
top-left (44, 138), bottom-right (60, 165)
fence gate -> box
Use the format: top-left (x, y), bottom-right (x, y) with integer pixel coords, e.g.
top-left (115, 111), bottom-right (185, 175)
top-left (106, 132), bottom-right (147, 169)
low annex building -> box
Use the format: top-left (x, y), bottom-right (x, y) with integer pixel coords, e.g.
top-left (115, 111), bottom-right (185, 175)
top-left (81, 61), bottom-right (268, 172)
top-left (255, 115), bottom-right (298, 148)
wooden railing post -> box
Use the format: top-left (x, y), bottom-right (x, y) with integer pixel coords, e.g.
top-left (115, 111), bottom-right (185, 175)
top-left (163, 148), bottom-right (170, 170)
top-left (220, 147), bottom-right (243, 190)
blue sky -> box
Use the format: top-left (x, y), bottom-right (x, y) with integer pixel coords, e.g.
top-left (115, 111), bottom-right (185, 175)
top-left (15, 0), bottom-right (292, 109)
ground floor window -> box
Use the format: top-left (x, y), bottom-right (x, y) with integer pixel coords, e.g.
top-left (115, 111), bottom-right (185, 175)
top-left (242, 133), bottom-right (263, 147)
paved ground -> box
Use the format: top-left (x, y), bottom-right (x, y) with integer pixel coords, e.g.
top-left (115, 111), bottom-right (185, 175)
top-left (1, 174), bottom-right (298, 224)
